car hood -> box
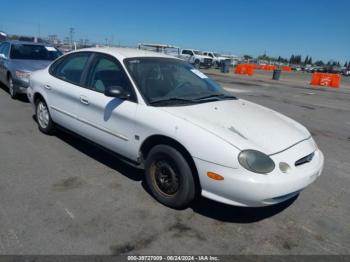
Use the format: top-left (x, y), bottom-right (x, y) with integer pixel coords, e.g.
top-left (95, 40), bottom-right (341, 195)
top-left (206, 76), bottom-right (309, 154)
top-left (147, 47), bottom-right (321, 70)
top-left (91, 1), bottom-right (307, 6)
top-left (10, 59), bottom-right (51, 72)
top-left (161, 99), bottom-right (310, 155)
top-left (196, 55), bottom-right (212, 60)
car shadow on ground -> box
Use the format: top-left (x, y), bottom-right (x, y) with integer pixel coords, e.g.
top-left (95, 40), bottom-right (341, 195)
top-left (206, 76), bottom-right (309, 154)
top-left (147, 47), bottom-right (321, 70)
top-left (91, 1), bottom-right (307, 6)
top-left (0, 83), bottom-right (29, 103)
top-left (190, 194), bottom-right (298, 223)
top-left (50, 125), bottom-right (297, 223)
top-left (53, 127), bottom-right (143, 182)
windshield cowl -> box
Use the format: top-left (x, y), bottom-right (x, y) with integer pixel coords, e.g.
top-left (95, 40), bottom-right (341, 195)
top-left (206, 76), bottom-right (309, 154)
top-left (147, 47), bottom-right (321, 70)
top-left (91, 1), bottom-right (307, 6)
top-left (149, 95), bottom-right (237, 107)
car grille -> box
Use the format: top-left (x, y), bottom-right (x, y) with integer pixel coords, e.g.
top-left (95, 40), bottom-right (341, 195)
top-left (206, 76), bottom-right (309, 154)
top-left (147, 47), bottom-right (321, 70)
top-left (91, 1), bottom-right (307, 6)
top-left (204, 58), bottom-right (213, 64)
top-left (295, 152), bottom-right (315, 167)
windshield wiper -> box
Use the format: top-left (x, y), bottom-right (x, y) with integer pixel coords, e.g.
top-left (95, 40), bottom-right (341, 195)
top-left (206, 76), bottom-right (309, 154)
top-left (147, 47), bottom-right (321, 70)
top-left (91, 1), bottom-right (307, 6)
top-left (149, 97), bottom-right (197, 105)
top-left (194, 94), bottom-right (237, 101)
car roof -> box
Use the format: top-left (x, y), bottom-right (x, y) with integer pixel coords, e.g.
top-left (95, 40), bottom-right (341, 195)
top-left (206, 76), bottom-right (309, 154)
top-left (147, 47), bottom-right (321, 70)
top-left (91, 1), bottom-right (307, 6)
top-left (6, 40), bottom-right (54, 46)
top-left (70, 47), bottom-right (180, 60)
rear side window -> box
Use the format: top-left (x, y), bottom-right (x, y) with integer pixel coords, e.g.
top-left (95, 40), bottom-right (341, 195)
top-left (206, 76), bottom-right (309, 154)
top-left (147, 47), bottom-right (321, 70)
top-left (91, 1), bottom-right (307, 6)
top-left (53, 53), bottom-right (90, 85)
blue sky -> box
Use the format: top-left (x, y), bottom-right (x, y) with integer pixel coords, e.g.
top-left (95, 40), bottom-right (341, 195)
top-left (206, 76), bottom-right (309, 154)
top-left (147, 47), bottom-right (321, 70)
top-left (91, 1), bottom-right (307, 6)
top-left (1, 0), bottom-right (349, 62)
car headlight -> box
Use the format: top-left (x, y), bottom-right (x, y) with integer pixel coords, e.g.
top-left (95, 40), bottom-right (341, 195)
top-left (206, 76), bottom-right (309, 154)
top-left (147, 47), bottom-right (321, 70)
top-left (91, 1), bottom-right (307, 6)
top-left (238, 150), bottom-right (275, 174)
top-left (15, 70), bottom-right (31, 81)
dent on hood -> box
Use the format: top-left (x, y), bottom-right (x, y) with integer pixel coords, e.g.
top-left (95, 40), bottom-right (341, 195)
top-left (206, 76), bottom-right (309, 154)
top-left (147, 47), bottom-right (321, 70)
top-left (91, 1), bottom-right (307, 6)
top-left (228, 126), bottom-right (247, 140)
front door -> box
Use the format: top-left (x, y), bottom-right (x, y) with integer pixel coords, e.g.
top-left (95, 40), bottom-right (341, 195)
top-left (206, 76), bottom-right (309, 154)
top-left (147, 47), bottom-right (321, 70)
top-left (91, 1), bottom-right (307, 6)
top-left (74, 53), bottom-right (139, 160)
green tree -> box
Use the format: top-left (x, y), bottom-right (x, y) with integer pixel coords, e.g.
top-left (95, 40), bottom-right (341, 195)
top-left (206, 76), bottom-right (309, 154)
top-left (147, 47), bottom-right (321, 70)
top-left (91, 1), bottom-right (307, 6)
top-left (304, 56), bottom-right (309, 65)
top-left (294, 55), bottom-right (302, 65)
top-left (289, 55), bottom-right (295, 64)
top-left (314, 60), bottom-right (324, 66)
top-left (9, 34), bottom-right (19, 40)
top-left (308, 57), bottom-right (312, 65)
top-left (243, 54), bottom-right (253, 60)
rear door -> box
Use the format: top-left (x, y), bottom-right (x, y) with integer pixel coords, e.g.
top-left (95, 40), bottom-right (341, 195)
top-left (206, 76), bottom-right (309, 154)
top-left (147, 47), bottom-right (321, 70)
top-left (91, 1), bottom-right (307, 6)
top-left (74, 53), bottom-right (139, 160)
top-left (46, 52), bottom-right (92, 132)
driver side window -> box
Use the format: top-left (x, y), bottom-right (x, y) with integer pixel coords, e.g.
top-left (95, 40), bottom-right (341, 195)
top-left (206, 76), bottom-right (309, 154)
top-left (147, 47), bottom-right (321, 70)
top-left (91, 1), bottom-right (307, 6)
top-left (87, 54), bottom-right (135, 100)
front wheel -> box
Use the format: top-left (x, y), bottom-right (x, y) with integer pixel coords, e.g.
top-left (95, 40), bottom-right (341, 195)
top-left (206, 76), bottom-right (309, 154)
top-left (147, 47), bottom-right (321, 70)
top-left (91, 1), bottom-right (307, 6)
top-left (8, 76), bottom-right (17, 99)
top-left (35, 99), bottom-right (54, 134)
top-left (145, 145), bottom-right (196, 209)
top-left (194, 60), bottom-right (200, 69)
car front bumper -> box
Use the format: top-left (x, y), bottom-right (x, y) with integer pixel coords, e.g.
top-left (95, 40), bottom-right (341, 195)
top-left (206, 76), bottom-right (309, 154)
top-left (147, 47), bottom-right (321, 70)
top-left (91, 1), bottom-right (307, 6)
top-left (194, 138), bottom-right (324, 207)
top-left (13, 78), bottom-right (29, 94)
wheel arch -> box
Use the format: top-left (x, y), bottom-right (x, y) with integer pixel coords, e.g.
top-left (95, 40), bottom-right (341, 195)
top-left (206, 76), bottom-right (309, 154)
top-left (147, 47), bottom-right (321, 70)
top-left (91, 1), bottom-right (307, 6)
top-left (140, 134), bottom-right (201, 194)
top-left (33, 92), bottom-right (45, 104)
top-left (6, 70), bottom-right (12, 81)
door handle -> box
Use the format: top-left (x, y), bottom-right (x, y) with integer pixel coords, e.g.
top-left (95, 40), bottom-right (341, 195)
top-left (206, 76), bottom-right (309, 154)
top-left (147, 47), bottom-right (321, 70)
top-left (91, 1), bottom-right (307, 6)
top-left (44, 84), bottom-right (51, 90)
top-left (80, 96), bottom-right (89, 105)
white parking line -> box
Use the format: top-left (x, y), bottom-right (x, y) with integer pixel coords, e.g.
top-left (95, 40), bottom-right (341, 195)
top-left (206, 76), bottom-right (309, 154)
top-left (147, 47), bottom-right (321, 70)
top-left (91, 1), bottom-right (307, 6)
top-left (56, 201), bottom-right (75, 220)
top-left (64, 208), bottom-right (75, 219)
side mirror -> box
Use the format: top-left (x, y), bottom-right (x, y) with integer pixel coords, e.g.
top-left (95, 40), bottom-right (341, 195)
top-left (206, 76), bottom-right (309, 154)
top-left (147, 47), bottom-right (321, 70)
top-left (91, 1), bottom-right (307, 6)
top-left (0, 53), bottom-right (6, 59)
top-left (104, 85), bottom-right (131, 100)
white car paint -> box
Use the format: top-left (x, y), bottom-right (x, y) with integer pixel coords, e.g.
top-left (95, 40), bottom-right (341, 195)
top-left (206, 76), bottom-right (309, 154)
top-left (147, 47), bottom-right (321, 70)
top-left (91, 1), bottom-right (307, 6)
top-left (27, 47), bottom-right (324, 207)
top-left (203, 51), bottom-right (228, 65)
top-left (178, 49), bottom-right (213, 66)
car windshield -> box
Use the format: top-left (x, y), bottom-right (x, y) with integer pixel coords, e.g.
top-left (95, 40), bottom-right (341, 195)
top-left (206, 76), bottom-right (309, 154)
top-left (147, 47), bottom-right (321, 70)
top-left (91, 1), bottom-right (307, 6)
top-left (10, 44), bottom-right (62, 60)
top-left (214, 53), bottom-right (221, 57)
top-left (193, 50), bottom-right (201, 55)
top-left (125, 57), bottom-right (236, 106)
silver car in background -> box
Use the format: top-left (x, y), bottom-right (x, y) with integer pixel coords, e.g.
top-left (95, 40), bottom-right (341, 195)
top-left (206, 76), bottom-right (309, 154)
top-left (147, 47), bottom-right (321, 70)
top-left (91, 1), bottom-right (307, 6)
top-left (0, 41), bottom-right (62, 99)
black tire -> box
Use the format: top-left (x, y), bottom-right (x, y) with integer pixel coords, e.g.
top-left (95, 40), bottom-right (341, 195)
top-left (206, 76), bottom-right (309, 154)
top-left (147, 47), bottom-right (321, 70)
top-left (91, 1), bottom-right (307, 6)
top-left (35, 98), bottom-right (54, 134)
top-left (194, 60), bottom-right (200, 69)
top-left (145, 145), bottom-right (196, 209)
top-left (8, 76), bottom-right (17, 99)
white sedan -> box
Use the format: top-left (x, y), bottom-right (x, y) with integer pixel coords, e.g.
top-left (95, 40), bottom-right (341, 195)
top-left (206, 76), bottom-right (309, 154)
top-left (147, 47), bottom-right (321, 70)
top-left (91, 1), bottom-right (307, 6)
top-left (27, 47), bottom-right (324, 209)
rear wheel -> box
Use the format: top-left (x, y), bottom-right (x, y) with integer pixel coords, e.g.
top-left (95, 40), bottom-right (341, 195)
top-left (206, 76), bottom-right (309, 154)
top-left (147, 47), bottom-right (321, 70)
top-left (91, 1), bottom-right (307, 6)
top-left (35, 98), bottom-right (54, 134)
top-left (145, 145), bottom-right (196, 209)
top-left (8, 76), bottom-right (17, 99)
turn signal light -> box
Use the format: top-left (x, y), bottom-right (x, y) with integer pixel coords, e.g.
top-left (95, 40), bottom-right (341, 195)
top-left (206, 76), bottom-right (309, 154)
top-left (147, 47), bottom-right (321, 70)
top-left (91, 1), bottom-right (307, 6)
top-left (207, 172), bottom-right (224, 181)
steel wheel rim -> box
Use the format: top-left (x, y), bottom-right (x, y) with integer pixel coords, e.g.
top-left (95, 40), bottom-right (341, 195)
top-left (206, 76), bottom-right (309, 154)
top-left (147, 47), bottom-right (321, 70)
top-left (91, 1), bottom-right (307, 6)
top-left (37, 102), bottom-right (49, 128)
top-left (150, 159), bottom-right (180, 196)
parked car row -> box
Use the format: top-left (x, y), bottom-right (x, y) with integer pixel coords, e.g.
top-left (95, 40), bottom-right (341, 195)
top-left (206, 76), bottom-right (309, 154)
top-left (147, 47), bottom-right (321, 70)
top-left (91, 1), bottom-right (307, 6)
top-left (0, 44), bottom-right (324, 209)
top-left (137, 44), bottom-right (233, 69)
top-left (291, 65), bottom-right (349, 75)
top-left (176, 49), bottom-right (232, 69)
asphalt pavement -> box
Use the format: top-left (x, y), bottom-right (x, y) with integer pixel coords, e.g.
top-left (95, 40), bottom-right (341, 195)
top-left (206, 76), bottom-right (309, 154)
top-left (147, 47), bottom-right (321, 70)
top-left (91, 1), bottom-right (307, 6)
top-left (0, 71), bottom-right (349, 255)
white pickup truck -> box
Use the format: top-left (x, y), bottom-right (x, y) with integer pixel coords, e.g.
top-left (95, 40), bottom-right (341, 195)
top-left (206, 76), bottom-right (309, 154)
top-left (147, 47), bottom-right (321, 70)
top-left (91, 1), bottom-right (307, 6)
top-left (203, 51), bottom-right (228, 67)
top-left (178, 49), bottom-right (213, 68)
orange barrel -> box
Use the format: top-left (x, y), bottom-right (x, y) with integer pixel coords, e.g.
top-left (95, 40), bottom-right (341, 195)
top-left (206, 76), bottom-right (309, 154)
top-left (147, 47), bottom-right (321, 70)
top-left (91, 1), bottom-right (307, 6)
top-left (330, 74), bottom-right (341, 88)
top-left (310, 72), bottom-right (321, 86)
top-left (247, 66), bottom-right (254, 76)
